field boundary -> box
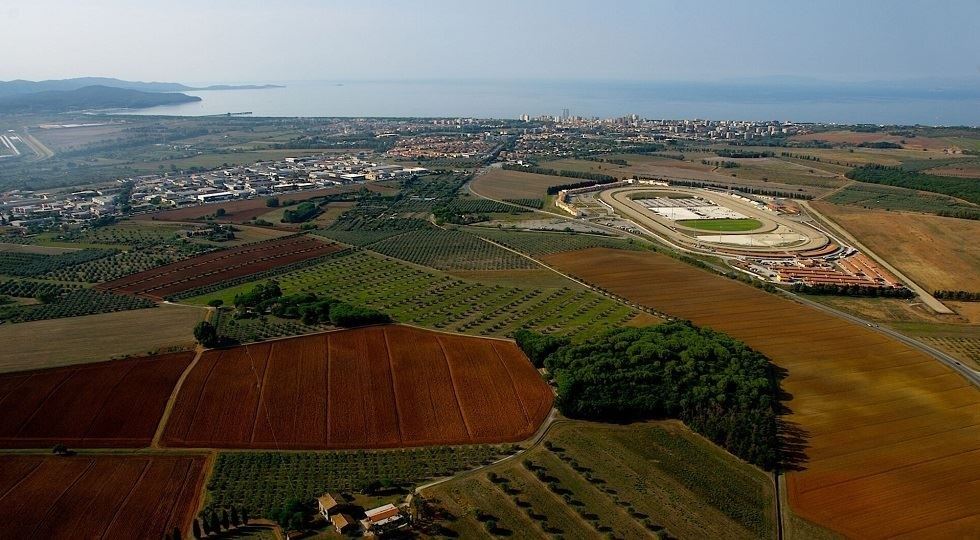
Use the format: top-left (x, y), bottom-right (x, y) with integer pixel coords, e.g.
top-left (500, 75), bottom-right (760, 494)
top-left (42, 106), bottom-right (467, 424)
top-left (152, 347), bottom-right (205, 448)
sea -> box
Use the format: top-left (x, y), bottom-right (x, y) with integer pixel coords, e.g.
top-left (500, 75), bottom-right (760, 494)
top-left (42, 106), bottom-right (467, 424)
top-left (127, 79), bottom-right (980, 126)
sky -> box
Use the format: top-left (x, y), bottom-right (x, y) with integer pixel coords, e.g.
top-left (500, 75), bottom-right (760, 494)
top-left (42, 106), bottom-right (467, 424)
top-left (1, 0), bottom-right (978, 85)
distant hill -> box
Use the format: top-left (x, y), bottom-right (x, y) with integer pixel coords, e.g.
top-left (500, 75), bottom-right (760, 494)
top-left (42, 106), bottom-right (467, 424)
top-left (0, 85), bottom-right (202, 113)
top-left (0, 78), bottom-right (283, 98)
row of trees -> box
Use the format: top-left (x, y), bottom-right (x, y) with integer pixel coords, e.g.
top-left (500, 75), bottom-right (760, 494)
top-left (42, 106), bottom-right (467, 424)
top-left (791, 283), bottom-right (914, 298)
top-left (658, 177), bottom-right (814, 200)
top-left (714, 149), bottom-right (774, 158)
top-left (520, 322), bottom-right (782, 469)
top-left (191, 506), bottom-right (249, 538)
top-left (281, 201), bottom-right (321, 223)
top-left (934, 290), bottom-right (980, 301)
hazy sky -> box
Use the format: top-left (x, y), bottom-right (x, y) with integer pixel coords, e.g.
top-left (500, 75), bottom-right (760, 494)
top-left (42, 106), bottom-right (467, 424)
top-left (2, 0), bottom-right (978, 84)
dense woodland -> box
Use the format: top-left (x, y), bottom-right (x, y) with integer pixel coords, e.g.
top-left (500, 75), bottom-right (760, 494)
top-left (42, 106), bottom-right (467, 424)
top-left (524, 322), bottom-right (782, 469)
top-left (792, 283), bottom-right (914, 298)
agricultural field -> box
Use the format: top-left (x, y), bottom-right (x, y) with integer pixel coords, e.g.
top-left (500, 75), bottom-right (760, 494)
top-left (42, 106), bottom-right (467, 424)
top-left (98, 234), bottom-right (342, 299)
top-left (0, 247), bottom-right (112, 277)
top-left (0, 454), bottom-right (207, 539)
top-left (0, 280), bottom-right (156, 323)
top-left (186, 249), bottom-right (642, 340)
top-left (0, 303), bottom-right (203, 373)
top-left (543, 247), bottom-right (980, 538)
top-left (823, 182), bottom-right (979, 217)
top-left (422, 421), bottom-right (775, 539)
top-left (206, 445), bottom-right (513, 519)
top-left (161, 325), bottom-right (552, 449)
top-left (470, 168), bottom-right (569, 200)
top-left (542, 155), bottom-right (831, 197)
top-left (0, 352), bottom-right (193, 447)
top-left (367, 228), bottom-right (538, 270)
top-left (464, 226), bottom-right (645, 256)
top-left (789, 130), bottom-right (963, 151)
top-left (811, 202), bottom-right (980, 291)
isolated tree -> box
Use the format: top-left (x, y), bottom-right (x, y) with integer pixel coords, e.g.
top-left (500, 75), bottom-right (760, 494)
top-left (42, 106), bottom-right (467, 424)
top-left (171, 527), bottom-right (181, 540)
top-left (215, 208), bottom-right (227, 217)
top-left (241, 507), bottom-right (249, 526)
top-left (266, 196), bottom-right (280, 207)
top-left (209, 513), bottom-right (221, 533)
top-left (230, 506), bottom-right (240, 528)
top-left (288, 512), bottom-right (304, 532)
top-left (191, 519), bottom-right (202, 539)
top-left (193, 321), bottom-right (219, 348)
top-left (201, 514), bottom-right (212, 536)
top-left (221, 509), bottom-right (230, 531)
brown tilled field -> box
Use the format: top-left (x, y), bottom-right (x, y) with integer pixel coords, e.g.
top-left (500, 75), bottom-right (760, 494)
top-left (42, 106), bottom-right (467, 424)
top-left (137, 183), bottom-right (393, 223)
top-left (161, 325), bottom-right (552, 449)
top-left (812, 202), bottom-right (980, 291)
top-left (0, 352), bottom-right (194, 448)
top-left (0, 454), bottom-right (207, 539)
top-left (98, 235), bottom-right (342, 299)
top-left (543, 247), bottom-right (980, 539)
top-left (789, 130), bottom-right (959, 151)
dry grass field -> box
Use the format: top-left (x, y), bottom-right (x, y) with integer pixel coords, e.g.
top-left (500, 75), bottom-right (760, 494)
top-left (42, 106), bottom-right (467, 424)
top-left (0, 303), bottom-right (204, 373)
top-left (789, 130), bottom-right (959, 152)
top-left (470, 168), bottom-right (567, 200)
top-left (542, 156), bottom-right (833, 197)
top-left (543, 247), bottom-right (980, 539)
top-left (812, 201), bottom-right (980, 291)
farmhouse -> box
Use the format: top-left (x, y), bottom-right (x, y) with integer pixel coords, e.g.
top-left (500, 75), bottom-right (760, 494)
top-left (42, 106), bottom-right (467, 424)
top-left (331, 513), bottom-right (357, 535)
top-left (317, 493), bottom-right (340, 518)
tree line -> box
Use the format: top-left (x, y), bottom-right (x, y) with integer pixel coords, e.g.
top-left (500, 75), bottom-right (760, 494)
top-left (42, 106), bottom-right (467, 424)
top-left (519, 322), bottom-right (782, 469)
top-left (933, 290), bottom-right (980, 301)
top-left (791, 283), bottom-right (914, 298)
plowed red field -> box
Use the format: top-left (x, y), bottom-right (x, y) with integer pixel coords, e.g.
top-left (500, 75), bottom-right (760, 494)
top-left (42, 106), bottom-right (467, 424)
top-left (97, 235), bottom-right (342, 299)
top-left (0, 454), bottom-right (206, 539)
top-left (0, 352), bottom-right (194, 448)
top-left (543, 248), bottom-right (980, 538)
top-left (161, 325), bottom-right (552, 449)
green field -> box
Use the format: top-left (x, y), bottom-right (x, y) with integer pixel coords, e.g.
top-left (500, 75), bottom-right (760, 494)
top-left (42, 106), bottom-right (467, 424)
top-left (206, 445), bottom-right (514, 519)
top-left (676, 218), bottom-right (763, 231)
top-left (422, 421), bottom-right (775, 539)
top-left (185, 248), bottom-right (641, 340)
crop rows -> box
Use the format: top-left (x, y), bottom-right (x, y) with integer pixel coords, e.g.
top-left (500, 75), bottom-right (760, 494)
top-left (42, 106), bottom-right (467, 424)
top-left (468, 227), bottom-right (644, 256)
top-left (213, 309), bottom-right (333, 343)
top-left (207, 445), bottom-right (510, 518)
top-left (99, 235), bottom-right (341, 299)
top-left (444, 198), bottom-right (526, 214)
top-left (0, 281), bottom-right (155, 323)
top-left (504, 198), bottom-right (545, 209)
top-left (46, 244), bottom-right (202, 283)
top-left (0, 248), bottom-right (113, 277)
top-left (190, 249), bottom-right (637, 339)
top-left (368, 229), bottom-right (537, 270)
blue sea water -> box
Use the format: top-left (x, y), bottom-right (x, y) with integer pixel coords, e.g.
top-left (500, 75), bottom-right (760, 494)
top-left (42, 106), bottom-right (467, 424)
top-left (129, 79), bottom-right (980, 125)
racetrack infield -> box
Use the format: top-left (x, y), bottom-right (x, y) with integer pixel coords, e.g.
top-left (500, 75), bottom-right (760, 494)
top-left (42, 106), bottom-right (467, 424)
top-left (161, 325), bottom-right (553, 449)
top-left (543, 247), bottom-right (980, 539)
